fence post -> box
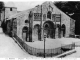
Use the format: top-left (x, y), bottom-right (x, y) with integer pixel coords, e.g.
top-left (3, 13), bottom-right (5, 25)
top-left (73, 42), bottom-right (75, 49)
top-left (51, 49), bottom-right (52, 57)
top-left (72, 42), bottom-right (75, 49)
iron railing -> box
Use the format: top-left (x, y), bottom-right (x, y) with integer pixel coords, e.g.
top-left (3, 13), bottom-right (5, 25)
top-left (14, 34), bottom-right (75, 57)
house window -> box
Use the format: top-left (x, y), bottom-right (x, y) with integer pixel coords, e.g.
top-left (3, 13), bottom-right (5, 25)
top-left (10, 8), bottom-right (12, 11)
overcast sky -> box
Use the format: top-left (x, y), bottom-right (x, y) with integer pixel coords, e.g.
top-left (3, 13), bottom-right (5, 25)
top-left (11, 1), bottom-right (45, 11)
top-left (3, 0), bottom-right (79, 11)
top-left (4, 0), bottom-right (60, 11)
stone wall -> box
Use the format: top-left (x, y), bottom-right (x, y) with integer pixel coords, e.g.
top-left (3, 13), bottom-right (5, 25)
top-left (5, 7), bottom-right (17, 19)
top-left (17, 12), bottom-right (29, 40)
top-left (9, 1), bottom-right (75, 42)
top-left (70, 19), bottom-right (75, 35)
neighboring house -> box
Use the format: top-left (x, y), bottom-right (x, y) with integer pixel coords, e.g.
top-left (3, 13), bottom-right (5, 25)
top-left (0, 2), bottom-right (17, 26)
top-left (7, 1), bottom-right (75, 42)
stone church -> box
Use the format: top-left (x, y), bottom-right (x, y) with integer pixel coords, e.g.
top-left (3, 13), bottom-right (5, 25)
top-left (7, 1), bottom-right (75, 42)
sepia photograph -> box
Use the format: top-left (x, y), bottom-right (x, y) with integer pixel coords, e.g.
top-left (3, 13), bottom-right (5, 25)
top-left (0, 0), bottom-right (80, 59)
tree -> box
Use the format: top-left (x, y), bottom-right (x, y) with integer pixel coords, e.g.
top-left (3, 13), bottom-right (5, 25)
top-left (0, 1), bottom-right (4, 12)
top-left (54, 1), bottom-right (80, 35)
top-left (0, 2), bottom-right (5, 32)
top-left (54, 1), bottom-right (80, 15)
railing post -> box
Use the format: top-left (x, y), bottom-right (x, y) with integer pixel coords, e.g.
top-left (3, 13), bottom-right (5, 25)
top-left (51, 49), bottom-right (52, 57)
top-left (44, 34), bottom-right (46, 58)
top-left (73, 42), bottom-right (75, 49)
top-left (29, 11), bottom-right (33, 42)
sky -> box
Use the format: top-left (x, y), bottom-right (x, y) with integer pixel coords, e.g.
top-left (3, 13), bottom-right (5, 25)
top-left (4, 1), bottom-right (46, 11)
top-left (3, 0), bottom-right (78, 11)
top-left (14, 1), bottom-right (45, 11)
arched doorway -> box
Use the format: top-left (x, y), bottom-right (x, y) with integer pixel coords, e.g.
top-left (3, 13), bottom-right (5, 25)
top-left (55, 24), bottom-right (61, 38)
top-left (61, 24), bottom-right (66, 37)
top-left (33, 24), bottom-right (40, 40)
top-left (43, 21), bottom-right (54, 38)
top-left (22, 27), bottom-right (28, 42)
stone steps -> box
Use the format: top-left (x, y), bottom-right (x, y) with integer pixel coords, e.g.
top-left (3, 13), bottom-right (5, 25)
top-left (55, 49), bottom-right (76, 58)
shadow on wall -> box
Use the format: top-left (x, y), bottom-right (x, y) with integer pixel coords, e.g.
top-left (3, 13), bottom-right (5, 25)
top-left (71, 14), bottom-right (80, 35)
top-left (75, 21), bottom-right (80, 35)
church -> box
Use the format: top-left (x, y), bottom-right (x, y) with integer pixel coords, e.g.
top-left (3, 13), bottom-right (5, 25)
top-left (7, 1), bottom-right (75, 42)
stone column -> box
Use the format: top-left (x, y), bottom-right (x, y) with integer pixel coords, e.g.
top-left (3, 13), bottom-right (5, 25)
top-left (29, 11), bottom-right (33, 42)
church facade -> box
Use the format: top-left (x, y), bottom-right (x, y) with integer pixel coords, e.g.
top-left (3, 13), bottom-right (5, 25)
top-left (7, 2), bottom-right (75, 42)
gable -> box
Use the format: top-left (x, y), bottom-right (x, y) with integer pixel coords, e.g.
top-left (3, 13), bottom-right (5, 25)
top-left (8, 1), bottom-right (74, 21)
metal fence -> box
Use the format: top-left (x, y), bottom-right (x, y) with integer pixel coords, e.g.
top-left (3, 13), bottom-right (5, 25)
top-left (69, 34), bottom-right (80, 39)
top-left (14, 34), bottom-right (75, 57)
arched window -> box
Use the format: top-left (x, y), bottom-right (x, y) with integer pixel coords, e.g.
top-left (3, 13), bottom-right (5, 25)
top-left (47, 11), bottom-right (52, 19)
top-left (62, 24), bottom-right (66, 37)
top-left (22, 27), bottom-right (28, 42)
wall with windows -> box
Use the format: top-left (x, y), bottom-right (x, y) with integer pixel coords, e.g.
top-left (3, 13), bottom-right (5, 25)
top-left (17, 12), bottom-right (29, 41)
top-left (5, 7), bottom-right (17, 20)
top-left (31, 1), bottom-right (75, 38)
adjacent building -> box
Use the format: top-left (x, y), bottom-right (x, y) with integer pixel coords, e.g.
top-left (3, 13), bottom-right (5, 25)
top-left (0, 2), bottom-right (17, 27)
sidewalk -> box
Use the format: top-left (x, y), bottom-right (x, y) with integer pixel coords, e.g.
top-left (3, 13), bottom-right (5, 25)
top-left (65, 47), bottom-right (80, 58)
top-left (0, 27), bottom-right (80, 58)
top-left (0, 28), bottom-right (38, 58)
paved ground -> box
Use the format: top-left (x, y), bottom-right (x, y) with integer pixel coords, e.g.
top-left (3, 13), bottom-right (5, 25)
top-left (0, 28), bottom-right (38, 58)
top-left (26, 37), bottom-right (80, 58)
top-left (0, 27), bottom-right (80, 58)
top-left (26, 38), bottom-right (80, 49)
top-left (65, 47), bottom-right (80, 58)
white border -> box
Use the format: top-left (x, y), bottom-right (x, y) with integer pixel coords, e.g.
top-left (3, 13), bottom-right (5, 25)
top-left (0, 0), bottom-right (80, 60)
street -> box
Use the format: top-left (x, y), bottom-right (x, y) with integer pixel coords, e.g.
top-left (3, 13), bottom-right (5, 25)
top-left (0, 28), bottom-right (38, 58)
top-left (0, 27), bottom-right (80, 58)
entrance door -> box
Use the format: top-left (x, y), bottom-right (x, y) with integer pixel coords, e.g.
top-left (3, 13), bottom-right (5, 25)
top-left (33, 24), bottom-right (40, 41)
top-left (55, 28), bottom-right (58, 38)
top-left (43, 21), bottom-right (54, 39)
top-left (61, 24), bottom-right (66, 37)
top-left (22, 27), bottom-right (28, 42)
top-left (23, 32), bottom-right (27, 41)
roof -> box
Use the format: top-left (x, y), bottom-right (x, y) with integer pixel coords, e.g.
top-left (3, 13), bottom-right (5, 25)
top-left (8, 1), bottom-right (75, 21)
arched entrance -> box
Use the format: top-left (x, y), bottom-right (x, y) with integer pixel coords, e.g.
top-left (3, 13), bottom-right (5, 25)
top-left (33, 24), bottom-right (40, 40)
top-left (22, 27), bottom-right (28, 42)
top-left (43, 21), bottom-right (55, 38)
top-left (61, 24), bottom-right (66, 37)
top-left (55, 24), bottom-right (61, 38)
